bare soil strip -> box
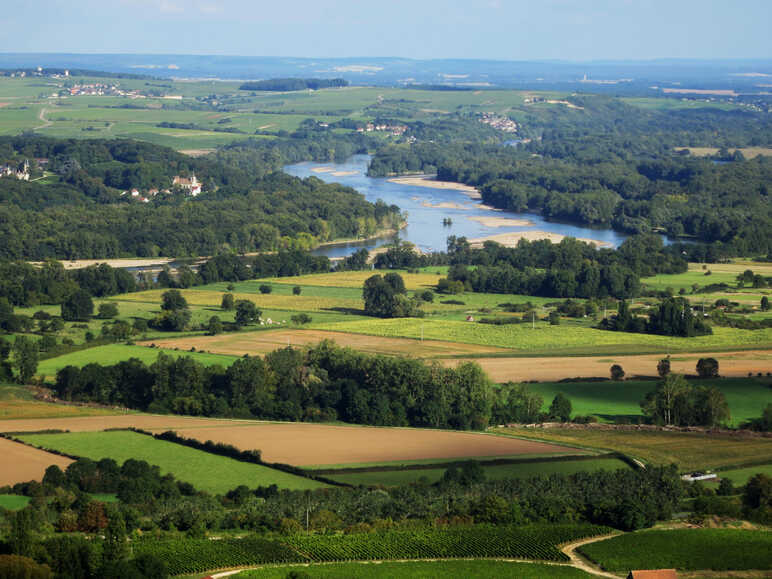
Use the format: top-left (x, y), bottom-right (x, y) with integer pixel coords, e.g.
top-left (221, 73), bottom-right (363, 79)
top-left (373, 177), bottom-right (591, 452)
top-left (441, 350), bottom-right (772, 382)
top-left (0, 437), bottom-right (73, 486)
top-left (160, 423), bottom-right (580, 466)
top-left (0, 415), bottom-right (583, 467)
top-left (560, 534), bottom-right (622, 578)
top-left (143, 329), bottom-right (511, 358)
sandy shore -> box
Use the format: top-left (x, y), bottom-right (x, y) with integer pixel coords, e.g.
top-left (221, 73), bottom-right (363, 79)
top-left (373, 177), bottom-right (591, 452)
top-left (331, 170), bottom-right (358, 177)
top-left (311, 166), bottom-right (335, 173)
top-left (388, 175), bottom-right (482, 199)
top-left (468, 216), bottom-right (534, 228)
top-left (421, 201), bottom-right (468, 210)
top-left (468, 231), bottom-right (613, 248)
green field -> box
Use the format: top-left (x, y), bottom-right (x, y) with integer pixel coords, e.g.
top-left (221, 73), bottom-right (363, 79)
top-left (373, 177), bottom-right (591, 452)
top-left (311, 317), bottom-right (772, 355)
top-left (0, 494), bottom-right (31, 510)
top-left (18, 431), bottom-right (325, 493)
top-left (36, 343), bottom-right (237, 377)
top-left (711, 464), bottom-right (772, 486)
top-left (496, 427), bottom-right (772, 472)
top-left (528, 378), bottom-right (771, 426)
top-left (236, 560), bottom-right (592, 578)
top-left (579, 529), bottom-right (772, 572)
top-left (325, 457), bottom-right (630, 486)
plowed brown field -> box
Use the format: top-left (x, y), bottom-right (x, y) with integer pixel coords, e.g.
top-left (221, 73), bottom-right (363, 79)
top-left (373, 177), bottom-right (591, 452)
top-left (143, 329), bottom-right (510, 358)
top-left (442, 350), bottom-right (772, 382)
top-left (0, 415), bottom-right (585, 467)
top-left (0, 437), bottom-right (72, 486)
top-left (162, 423), bottom-right (585, 466)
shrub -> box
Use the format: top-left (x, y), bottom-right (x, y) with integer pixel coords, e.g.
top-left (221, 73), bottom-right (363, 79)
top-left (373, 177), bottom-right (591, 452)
top-left (610, 364), bottom-right (625, 381)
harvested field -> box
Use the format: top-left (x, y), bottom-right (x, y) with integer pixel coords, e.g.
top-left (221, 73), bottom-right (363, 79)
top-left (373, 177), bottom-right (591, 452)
top-left (442, 349), bottom-right (772, 382)
top-left (0, 437), bottom-right (72, 486)
top-left (142, 329), bottom-right (512, 358)
top-left (159, 423), bottom-right (584, 466)
top-left (262, 270), bottom-right (442, 290)
top-left (0, 415), bottom-right (586, 468)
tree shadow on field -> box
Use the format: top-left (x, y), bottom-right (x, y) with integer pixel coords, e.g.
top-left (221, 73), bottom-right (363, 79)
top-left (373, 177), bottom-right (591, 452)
top-left (593, 413), bottom-right (645, 424)
top-left (324, 307), bottom-right (367, 316)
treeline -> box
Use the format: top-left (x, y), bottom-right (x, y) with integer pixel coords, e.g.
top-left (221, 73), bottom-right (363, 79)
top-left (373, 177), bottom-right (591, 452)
top-left (239, 78), bottom-right (348, 91)
top-left (53, 341), bottom-right (536, 430)
top-left (601, 297), bottom-right (712, 337)
top-left (437, 234), bottom-right (685, 299)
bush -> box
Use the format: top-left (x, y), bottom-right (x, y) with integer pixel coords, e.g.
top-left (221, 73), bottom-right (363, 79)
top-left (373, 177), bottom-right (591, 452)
top-left (293, 286), bottom-right (302, 296)
top-left (259, 284), bottom-right (272, 294)
top-left (97, 303), bottom-right (119, 319)
top-left (610, 364), bottom-right (625, 381)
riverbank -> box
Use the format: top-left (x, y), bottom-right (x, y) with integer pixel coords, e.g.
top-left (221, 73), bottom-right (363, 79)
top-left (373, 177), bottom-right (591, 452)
top-left (468, 216), bottom-right (534, 228)
top-left (468, 231), bottom-right (613, 248)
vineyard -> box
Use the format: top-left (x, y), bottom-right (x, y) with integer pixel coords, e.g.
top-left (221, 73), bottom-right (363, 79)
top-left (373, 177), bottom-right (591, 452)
top-left (132, 524), bottom-right (611, 575)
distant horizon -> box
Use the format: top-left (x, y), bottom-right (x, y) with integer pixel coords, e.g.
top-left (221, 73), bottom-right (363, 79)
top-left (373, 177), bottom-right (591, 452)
top-left (2, 1), bottom-right (770, 62)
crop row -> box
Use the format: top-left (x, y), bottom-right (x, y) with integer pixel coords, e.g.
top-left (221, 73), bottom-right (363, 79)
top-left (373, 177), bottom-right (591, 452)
top-left (133, 536), bottom-right (305, 575)
top-left (133, 524), bottom-right (611, 574)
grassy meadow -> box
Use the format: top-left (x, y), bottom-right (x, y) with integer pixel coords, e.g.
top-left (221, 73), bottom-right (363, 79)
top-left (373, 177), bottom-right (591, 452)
top-left (0, 494), bottom-right (31, 511)
top-left (18, 430), bottom-right (325, 493)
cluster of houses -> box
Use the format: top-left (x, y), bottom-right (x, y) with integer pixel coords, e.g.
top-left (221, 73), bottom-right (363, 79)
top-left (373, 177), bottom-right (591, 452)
top-left (479, 112), bottom-right (518, 133)
top-left (356, 122), bottom-right (408, 136)
top-left (121, 174), bottom-right (202, 203)
top-left (0, 160), bottom-right (30, 181)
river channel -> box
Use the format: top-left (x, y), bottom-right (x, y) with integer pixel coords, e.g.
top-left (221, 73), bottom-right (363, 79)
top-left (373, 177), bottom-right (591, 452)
top-left (284, 155), bottom-right (632, 259)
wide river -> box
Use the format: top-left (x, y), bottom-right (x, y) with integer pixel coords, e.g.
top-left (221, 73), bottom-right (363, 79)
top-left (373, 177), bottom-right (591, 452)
top-left (284, 155), bottom-right (632, 258)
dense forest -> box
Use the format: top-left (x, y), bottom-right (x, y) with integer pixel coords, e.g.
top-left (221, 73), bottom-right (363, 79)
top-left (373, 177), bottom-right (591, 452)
top-left (0, 136), bottom-right (401, 259)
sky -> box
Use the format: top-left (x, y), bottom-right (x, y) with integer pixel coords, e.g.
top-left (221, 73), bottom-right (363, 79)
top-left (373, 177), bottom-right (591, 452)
top-left (1, 0), bottom-right (770, 61)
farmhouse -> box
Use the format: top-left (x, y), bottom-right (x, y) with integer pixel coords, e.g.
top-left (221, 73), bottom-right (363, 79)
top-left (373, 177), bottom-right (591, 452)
top-left (172, 173), bottom-right (202, 196)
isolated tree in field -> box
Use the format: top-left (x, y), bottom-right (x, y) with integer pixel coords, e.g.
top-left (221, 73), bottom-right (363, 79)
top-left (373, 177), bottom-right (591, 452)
top-left (12, 335), bottom-right (38, 384)
top-left (97, 302), bottom-right (119, 319)
top-left (548, 311), bottom-right (560, 325)
top-left (291, 313), bottom-right (312, 325)
top-left (207, 316), bottom-right (223, 335)
top-left (221, 293), bottom-right (234, 310)
top-left (696, 357), bottom-right (719, 378)
top-left (259, 284), bottom-right (272, 294)
top-left (743, 473), bottom-right (771, 510)
top-left (657, 355), bottom-right (671, 377)
top-left (762, 296), bottom-right (770, 312)
top-left (61, 289), bottom-right (94, 321)
top-left (234, 300), bottom-right (261, 326)
top-left (161, 289), bottom-right (187, 311)
top-left (293, 286), bottom-right (302, 296)
top-left (641, 373), bottom-right (688, 425)
top-left (610, 364), bottom-right (625, 381)
top-left (549, 393), bottom-right (572, 422)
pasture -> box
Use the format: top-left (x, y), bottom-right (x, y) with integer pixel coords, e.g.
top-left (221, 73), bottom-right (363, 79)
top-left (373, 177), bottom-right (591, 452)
top-left (0, 436), bottom-right (72, 487)
top-left (36, 343), bottom-right (237, 377)
top-left (578, 529), bottom-right (772, 572)
top-left (17, 430), bottom-right (325, 492)
top-left (0, 494), bottom-right (31, 511)
top-left (521, 377), bottom-right (772, 426)
top-left (496, 427), bottom-right (772, 472)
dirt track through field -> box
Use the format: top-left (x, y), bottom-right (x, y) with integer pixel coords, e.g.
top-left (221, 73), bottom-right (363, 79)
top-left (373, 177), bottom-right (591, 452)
top-left (0, 437), bottom-right (72, 486)
top-left (442, 350), bottom-right (772, 382)
top-left (144, 329), bottom-right (510, 358)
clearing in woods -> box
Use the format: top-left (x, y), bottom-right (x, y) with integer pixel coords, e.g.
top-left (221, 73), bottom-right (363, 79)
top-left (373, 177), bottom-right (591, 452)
top-left (143, 328), bottom-right (512, 358)
top-left (0, 437), bottom-right (73, 486)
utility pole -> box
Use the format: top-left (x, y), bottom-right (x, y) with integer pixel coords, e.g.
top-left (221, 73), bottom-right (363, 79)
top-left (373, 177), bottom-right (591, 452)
top-left (532, 311), bottom-right (535, 330)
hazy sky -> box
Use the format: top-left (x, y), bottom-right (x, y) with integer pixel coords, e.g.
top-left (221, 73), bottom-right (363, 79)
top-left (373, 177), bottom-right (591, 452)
top-left (1, 0), bottom-right (770, 60)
